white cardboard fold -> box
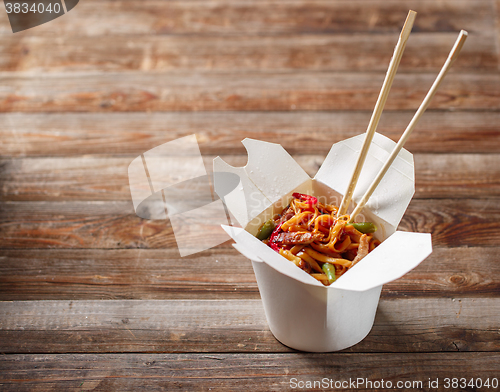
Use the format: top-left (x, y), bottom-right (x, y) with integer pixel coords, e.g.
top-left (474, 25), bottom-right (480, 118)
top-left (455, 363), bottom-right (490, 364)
top-left (329, 231), bottom-right (432, 291)
top-left (214, 138), bottom-right (310, 228)
top-left (214, 133), bottom-right (432, 352)
top-left (213, 157), bottom-right (270, 228)
top-left (222, 225), bottom-right (324, 287)
top-left (315, 132), bottom-right (414, 231)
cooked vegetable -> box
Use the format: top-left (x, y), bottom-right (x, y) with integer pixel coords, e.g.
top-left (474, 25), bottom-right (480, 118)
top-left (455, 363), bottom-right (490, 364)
top-left (347, 222), bottom-right (377, 234)
top-left (256, 219), bottom-right (276, 240)
top-left (322, 263), bottom-right (337, 284)
top-left (292, 192), bottom-right (318, 206)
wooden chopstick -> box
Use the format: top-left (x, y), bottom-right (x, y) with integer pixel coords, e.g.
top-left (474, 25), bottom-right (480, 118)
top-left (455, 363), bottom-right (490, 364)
top-left (349, 30), bottom-right (468, 222)
top-left (337, 10), bottom-right (417, 217)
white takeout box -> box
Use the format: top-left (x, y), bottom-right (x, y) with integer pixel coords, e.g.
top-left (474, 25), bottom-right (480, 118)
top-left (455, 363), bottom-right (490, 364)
top-left (213, 133), bottom-right (432, 352)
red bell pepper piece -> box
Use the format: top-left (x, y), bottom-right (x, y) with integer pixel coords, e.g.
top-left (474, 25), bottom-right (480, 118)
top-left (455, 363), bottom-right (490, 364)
top-left (292, 192), bottom-right (318, 206)
top-left (268, 222), bottom-right (283, 253)
top-left (270, 242), bottom-right (281, 252)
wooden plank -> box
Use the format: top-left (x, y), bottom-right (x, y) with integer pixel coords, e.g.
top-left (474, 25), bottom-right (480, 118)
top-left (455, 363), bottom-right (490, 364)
top-left (0, 201), bottom-right (175, 249)
top-left (0, 298), bottom-right (498, 353)
top-left (1, 199), bottom-right (499, 248)
top-left (0, 72), bottom-right (497, 112)
top-left (0, 0), bottom-right (493, 36)
top-left (1, 111), bottom-right (499, 156)
top-left (2, 32), bottom-right (495, 72)
top-left (399, 199), bottom-right (500, 248)
top-left (1, 154), bottom-right (499, 201)
top-left (496, 0), bottom-right (500, 70)
top-left (0, 247), bottom-right (499, 300)
top-left (0, 248), bottom-right (259, 300)
top-left (0, 353), bottom-right (498, 391)
top-left (497, 0), bottom-right (500, 66)
top-left (414, 154), bottom-right (500, 199)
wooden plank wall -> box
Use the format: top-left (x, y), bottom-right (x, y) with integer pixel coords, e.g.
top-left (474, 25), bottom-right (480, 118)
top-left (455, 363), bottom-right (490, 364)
top-left (0, 0), bottom-right (499, 390)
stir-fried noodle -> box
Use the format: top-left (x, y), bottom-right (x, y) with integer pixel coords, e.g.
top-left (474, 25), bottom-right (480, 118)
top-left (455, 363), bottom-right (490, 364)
top-left (256, 193), bottom-right (380, 286)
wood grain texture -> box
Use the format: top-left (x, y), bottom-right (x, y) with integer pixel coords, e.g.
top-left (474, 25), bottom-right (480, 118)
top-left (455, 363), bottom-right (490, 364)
top-left (0, 247), bottom-right (499, 300)
top-left (0, 248), bottom-right (257, 300)
top-left (0, 72), bottom-right (497, 112)
top-left (1, 199), bottom-right (499, 249)
top-left (0, 352), bottom-right (498, 391)
top-left (1, 154), bottom-right (499, 201)
top-left (0, 0), bottom-right (497, 388)
top-left (1, 111), bottom-right (499, 156)
top-left (0, 298), bottom-right (498, 353)
top-left (1, 0), bottom-right (493, 37)
top-left (0, 201), bottom-right (174, 249)
top-left (1, 32), bottom-right (495, 73)
top-left (497, 0), bottom-right (500, 70)
top-left (399, 199), bottom-right (500, 248)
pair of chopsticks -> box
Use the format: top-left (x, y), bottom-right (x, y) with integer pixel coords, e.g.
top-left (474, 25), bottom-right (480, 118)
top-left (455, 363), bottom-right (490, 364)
top-left (337, 10), bottom-right (468, 222)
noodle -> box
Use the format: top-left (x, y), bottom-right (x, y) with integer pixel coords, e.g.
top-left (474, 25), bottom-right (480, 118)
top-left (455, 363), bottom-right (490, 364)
top-left (256, 193), bottom-right (380, 286)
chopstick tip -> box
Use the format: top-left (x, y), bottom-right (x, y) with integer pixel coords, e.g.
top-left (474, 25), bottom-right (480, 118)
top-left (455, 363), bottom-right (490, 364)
top-left (406, 10), bottom-right (417, 21)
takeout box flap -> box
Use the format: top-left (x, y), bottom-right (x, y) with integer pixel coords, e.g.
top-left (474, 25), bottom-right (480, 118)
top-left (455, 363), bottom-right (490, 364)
top-left (214, 138), bottom-right (310, 227)
top-left (215, 134), bottom-right (414, 232)
top-left (222, 225), bottom-right (324, 286)
top-left (330, 231), bottom-right (432, 291)
top-left (315, 132), bottom-right (414, 231)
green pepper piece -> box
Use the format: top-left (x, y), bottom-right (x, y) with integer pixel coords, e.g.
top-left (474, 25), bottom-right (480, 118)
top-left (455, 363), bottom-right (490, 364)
top-left (256, 219), bottom-right (276, 241)
top-left (347, 222), bottom-right (377, 234)
top-left (322, 263), bottom-right (336, 285)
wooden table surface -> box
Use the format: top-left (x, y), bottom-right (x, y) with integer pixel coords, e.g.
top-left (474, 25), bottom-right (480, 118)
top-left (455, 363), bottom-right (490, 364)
top-left (0, 0), bottom-right (499, 390)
